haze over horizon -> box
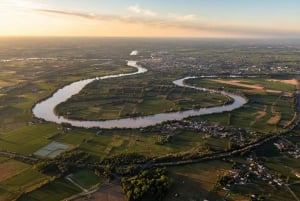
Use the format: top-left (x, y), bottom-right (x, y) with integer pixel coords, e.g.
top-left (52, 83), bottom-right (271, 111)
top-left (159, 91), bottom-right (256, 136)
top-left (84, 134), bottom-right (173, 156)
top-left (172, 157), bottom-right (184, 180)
top-left (1, 0), bottom-right (300, 38)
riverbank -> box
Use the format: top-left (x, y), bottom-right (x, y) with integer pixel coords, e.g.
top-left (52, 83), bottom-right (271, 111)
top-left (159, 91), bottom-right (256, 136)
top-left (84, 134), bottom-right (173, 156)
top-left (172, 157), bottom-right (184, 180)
top-left (32, 58), bottom-right (247, 129)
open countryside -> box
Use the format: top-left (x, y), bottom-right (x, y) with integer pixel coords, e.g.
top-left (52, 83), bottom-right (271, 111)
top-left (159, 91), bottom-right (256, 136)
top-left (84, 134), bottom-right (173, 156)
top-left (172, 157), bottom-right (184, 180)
top-left (0, 38), bottom-right (299, 201)
top-left (1, 1), bottom-right (300, 201)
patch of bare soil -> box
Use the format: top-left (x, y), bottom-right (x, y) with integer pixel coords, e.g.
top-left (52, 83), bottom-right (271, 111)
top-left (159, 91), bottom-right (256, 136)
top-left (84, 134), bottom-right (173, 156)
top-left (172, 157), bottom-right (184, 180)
top-left (76, 183), bottom-right (126, 201)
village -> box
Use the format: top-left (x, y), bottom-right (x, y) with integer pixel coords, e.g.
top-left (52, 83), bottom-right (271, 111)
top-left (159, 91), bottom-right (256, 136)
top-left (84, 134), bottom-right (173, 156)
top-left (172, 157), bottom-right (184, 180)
top-left (219, 155), bottom-right (286, 191)
top-left (140, 119), bottom-right (264, 148)
top-left (140, 51), bottom-right (297, 75)
top-left (273, 137), bottom-right (300, 159)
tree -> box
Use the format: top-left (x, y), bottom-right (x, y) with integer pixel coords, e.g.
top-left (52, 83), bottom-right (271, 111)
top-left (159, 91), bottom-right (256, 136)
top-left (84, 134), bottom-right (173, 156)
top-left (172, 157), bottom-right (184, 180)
top-left (121, 168), bottom-right (170, 201)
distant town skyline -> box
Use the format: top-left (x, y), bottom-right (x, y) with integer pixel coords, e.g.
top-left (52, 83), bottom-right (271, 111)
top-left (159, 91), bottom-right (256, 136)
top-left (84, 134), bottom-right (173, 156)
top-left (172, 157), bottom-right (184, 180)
top-left (1, 0), bottom-right (300, 38)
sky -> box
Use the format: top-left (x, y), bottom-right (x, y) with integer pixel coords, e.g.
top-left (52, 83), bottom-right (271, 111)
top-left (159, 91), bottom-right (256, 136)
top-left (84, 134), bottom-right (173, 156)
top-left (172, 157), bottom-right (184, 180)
top-left (0, 0), bottom-right (300, 38)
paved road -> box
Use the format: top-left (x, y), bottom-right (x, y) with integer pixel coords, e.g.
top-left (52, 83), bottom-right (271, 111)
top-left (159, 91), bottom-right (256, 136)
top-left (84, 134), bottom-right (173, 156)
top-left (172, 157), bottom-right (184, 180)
top-left (0, 150), bottom-right (39, 164)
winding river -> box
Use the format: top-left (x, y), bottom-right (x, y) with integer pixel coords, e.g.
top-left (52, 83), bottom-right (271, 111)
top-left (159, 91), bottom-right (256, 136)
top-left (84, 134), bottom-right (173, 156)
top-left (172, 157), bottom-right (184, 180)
top-left (32, 54), bottom-right (247, 129)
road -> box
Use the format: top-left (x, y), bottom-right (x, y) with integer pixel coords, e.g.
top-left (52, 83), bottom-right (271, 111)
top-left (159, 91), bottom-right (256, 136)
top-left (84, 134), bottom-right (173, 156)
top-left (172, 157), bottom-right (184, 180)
top-left (0, 150), bottom-right (39, 164)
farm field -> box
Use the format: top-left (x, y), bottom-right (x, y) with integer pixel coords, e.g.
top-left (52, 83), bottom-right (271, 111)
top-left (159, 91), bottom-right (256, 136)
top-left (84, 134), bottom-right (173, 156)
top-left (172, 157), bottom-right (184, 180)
top-left (0, 38), bottom-right (299, 200)
top-left (56, 129), bottom-right (210, 158)
top-left (0, 167), bottom-right (50, 201)
top-left (18, 178), bottom-right (81, 201)
top-left (55, 71), bottom-right (231, 120)
top-left (187, 77), bottom-right (297, 133)
top-left (165, 160), bottom-right (233, 201)
top-left (0, 158), bottom-right (30, 183)
top-left (70, 169), bottom-right (101, 189)
top-left (76, 183), bottom-right (127, 201)
top-left (34, 141), bottom-right (71, 158)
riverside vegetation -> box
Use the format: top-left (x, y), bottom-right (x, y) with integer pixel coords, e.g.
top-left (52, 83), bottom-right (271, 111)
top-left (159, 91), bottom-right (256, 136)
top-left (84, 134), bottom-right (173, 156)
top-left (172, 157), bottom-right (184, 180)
top-left (0, 38), bottom-right (300, 201)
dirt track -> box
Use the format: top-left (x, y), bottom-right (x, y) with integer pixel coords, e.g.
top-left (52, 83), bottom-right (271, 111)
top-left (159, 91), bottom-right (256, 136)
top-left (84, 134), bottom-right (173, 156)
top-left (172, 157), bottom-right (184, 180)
top-left (213, 79), bottom-right (282, 93)
top-left (75, 183), bottom-right (126, 201)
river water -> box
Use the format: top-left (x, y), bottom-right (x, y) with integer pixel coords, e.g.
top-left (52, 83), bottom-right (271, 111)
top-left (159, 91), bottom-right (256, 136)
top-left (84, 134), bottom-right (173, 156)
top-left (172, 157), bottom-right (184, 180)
top-left (32, 59), bottom-right (247, 129)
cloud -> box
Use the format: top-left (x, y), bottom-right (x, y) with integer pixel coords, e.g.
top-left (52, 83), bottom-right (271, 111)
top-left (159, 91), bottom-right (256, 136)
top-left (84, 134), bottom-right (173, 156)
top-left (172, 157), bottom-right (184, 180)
top-left (128, 5), bottom-right (141, 14)
top-left (35, 8), bottom-right (300, 38)
top-left (128, 5), bottom-right (157, 17)
top-left (168, 13), bottom-right (197, 22)
top-left (143, 9), bottom-right (157, 17)
top-left (2, 0), bottom-right (46, 9)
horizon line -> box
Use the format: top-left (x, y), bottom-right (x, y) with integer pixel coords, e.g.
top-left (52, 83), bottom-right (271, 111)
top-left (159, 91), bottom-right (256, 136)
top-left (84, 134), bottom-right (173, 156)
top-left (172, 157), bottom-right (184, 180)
top-left (0, 35), bottom-right (300, 40)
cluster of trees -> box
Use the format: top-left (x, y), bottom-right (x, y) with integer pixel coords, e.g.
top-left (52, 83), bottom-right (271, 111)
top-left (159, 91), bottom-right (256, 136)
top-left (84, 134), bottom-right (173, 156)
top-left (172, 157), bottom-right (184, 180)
top-left (35, 150), bottom-right (90, 175)
top-left (153, 149), bottom-right (210, 164)
top-left (121, 168), bottom-right (170, 201)
top-left (101, 153), bottom-right (147, 168)
top-left (35, 151), bottom-right (150, 179)
top-left (100, 153), bottom-right (148, 177)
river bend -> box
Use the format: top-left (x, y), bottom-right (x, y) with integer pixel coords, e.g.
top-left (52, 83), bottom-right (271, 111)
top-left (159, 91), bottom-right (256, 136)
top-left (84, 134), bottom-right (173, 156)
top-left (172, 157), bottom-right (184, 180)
top-left (32, 60), bottom-right (247, 128)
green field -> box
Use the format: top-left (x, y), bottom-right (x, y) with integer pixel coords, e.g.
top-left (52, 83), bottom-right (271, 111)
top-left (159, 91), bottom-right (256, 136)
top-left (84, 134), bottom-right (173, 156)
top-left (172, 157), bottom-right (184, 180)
top-left (54, 129), bottom-right (215, 159)
top-left (165, 160), bottom-right (233, 201)
top-left (187, 77), bottom-right (296, 133)
top-left (0, 168), bottom-right (49, 201)
top-left (18, 178), bottom-right (81, 201)
top-left (55, 71), bottom-right (232, 120)
top-left (0, 124), bottom-right (59, 154)
top-left (71, 169), bottom-right (101, 189)
top-left (0, 38), bottom-right (299, 200)
top-left (34, 141), bottom-right (71, 158)
top-left (0, 158), bottom-right (30, 183)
